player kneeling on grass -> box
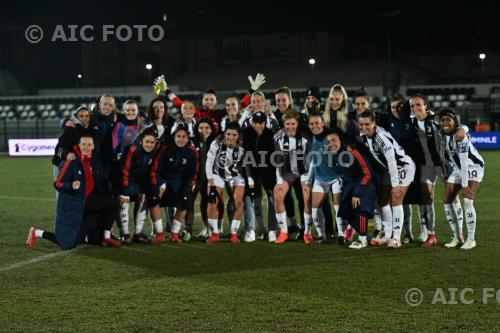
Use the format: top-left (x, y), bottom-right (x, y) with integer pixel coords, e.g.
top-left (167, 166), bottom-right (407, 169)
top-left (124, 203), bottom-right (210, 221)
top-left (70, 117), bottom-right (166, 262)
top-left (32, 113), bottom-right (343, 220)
top-left (273, 111), bottom-right (311, 244)
top-left (326, 130), bottom-right (377, 249)
top-left (26, 134), bottom-right (122, 250)
top-left (149, 127), bottom-right (197, 244)
top-left (439, 109), bottom-right (484, 250)
top-left (205, 122), bottom-right (247, 244)
top-left (118, 128), bottom-right (158, 244)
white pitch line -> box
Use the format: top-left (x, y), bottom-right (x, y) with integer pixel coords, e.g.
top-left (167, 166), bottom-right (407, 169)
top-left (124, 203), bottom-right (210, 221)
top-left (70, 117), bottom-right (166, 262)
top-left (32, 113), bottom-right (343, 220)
top-left (0, 250), bottom-right (71, 273)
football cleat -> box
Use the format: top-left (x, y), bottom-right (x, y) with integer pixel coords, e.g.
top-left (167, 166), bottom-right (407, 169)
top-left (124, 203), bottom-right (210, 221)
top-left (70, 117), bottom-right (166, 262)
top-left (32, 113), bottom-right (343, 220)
top-left (151, 232), bottom-right (166, 244)
top-left (102, 238), bottom-right (124, 247)
top-left (228, 233), bottom-right (240, 244)
top-left (370, 233), bottom-right (388, 246)
top-left (336, 235), bottom-right (346, 246)
top-left (444, 238), bottom-right (461, 248)
top-left (303, 233), bottom-right (313, 244)
top-left (295, 229), bottom-right (304, 241)
top-left (197, 227), bottom-right (209, 238)
top-left (25, 227), bottom-right (37, 250)
top-left (417, 232), bottom-right (427, 243)
top-left (121, 234), bottom-right (132, 244)
top-left (268, 231), bottom-right (277, 242)
top-left (460, 239), bottom-right (476, 250)
top-left (349, 240), bottom-right (368, 249)
top-left (133, 233), bottom-right (151, 244)
top-left (170, 232), bottom-right (182, 244)
top-left (243, 230), bottom-right (256, 243)
top-left (275, 231), bottom-right (289, 244)
top-left (387, 239), bottom-right (402, 248)
top-left (345, 225), bottom-right (356, 242)
top-left (315, 237), bottom-right (327, 245)
top-left (206, 233), bottom-right (220, 244)
top-left (181, 231), bottom-right (191, 242)
top-left (422, 234), bottom-right (438, 248)
top-left (288, 225), bottom-right (299, 234)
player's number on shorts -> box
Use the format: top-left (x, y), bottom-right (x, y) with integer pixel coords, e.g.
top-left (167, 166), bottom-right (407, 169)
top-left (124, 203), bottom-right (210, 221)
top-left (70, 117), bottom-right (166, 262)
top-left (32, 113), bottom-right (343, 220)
top-left (399, 170), bottom-right (407, 179)
top-left (468, 170), bottom-right (478, 178)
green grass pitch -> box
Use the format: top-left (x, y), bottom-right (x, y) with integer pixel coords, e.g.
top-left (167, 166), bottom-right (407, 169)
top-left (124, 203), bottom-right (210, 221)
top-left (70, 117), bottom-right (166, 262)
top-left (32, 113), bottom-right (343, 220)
top-left (0, 153), bottom-right (499, 332)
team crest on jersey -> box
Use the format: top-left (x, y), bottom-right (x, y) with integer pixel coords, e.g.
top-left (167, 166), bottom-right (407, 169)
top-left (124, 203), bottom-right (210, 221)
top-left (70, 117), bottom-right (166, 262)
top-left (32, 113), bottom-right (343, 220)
top-left (182, 158), bottom-right (187, 165)
top-left (459, 142), bottom-right (468, 153)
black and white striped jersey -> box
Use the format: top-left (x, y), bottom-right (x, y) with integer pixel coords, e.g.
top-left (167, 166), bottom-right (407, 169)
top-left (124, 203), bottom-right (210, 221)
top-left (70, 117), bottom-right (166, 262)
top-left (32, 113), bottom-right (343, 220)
top-left (205, 140), bottom-right (245, 180)
top-left (220, 116), bottom-right (240, 133)
top-left (361, 126), bottom-right (414, 187)
top-left (170, 119), bottom-right (197, 138)
top-left (442, 133), bottom-right (484, 186)
top-left (274, 130), bottom-right (309, 182)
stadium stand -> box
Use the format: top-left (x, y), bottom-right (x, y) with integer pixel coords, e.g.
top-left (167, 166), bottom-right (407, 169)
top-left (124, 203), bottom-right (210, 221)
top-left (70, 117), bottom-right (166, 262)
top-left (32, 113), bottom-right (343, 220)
top-left (0, 83), bottom-right (497, 151)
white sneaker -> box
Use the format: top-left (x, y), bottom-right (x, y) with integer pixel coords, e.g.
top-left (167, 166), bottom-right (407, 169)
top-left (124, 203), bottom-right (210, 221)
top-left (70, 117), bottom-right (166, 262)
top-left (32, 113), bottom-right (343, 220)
top-left (197, 227), bottom-right (208, 238)
top-left (387, 239), bottom-right (402, 248)
top-left (244, 230), bottom-right (256, 243)
top-left (181, 231), bottom-right (191, 242)
top-left (444, 238), bottom-right (461, 248)
top-left (268, 231), bottom-right (277, 242)
top-left (348, 240), bottom-right (368, 249)
top-left (417, 232), bottom-right (427, 243)
top-left (461, 239), bottom-right (476, 250)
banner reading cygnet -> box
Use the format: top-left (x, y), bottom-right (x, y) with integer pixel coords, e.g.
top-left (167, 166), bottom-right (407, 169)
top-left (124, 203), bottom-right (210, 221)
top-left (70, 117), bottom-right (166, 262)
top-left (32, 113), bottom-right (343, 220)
top-left (8, 139), bottom-right (58, 156)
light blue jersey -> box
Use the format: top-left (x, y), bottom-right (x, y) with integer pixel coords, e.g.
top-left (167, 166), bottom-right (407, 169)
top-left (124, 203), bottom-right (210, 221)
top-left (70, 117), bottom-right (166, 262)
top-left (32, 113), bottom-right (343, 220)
top-left (307, 132), bottom-right (341, 182)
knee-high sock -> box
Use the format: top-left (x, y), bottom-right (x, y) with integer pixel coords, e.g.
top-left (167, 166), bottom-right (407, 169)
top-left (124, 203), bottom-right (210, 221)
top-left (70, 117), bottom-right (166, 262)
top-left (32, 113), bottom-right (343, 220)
top-left (452, 200), bottom-right (464, 237)
top-left (444, 203), bottom-right (459, 239)
top-left (380, 204), bottom-right (392, 238)
top-left (333, 204), bottom-right (345, 236)
top-left (403, 204), bottom-right (413, 238)
top-left (134, 201), bottom-right (147, 235)
top-left (304, 213), bottom-right (312, 233)
top-left (418, 205), bottom-right (428, 235)
top-left (392, 205), bottom-right (404, 240)
top-left (208, 218), bottom-right (219, 234)
top-left (373, 205), bottom-right (382, 231)
top-left (463, 198), bottom-right (476, 241)
top-left (276, 211), bottom-right (288, 233)
top-left (424, 204), bottom-right (435, 234)
top-left (171, 219), bottom-right (183, 234)
top-left (311, 207), bottom-right (324, 238)
top-left (230, 219), bottom-right (241, 235)
top-left (119, 202), bottom-right (130, 235)
top-left (153, 219), bottom-right (163, 234)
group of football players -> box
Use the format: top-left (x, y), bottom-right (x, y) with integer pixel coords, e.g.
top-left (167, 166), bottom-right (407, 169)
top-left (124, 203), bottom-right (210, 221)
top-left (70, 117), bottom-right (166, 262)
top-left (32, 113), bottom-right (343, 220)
top-left (25, 73), bottom-right (484, 251)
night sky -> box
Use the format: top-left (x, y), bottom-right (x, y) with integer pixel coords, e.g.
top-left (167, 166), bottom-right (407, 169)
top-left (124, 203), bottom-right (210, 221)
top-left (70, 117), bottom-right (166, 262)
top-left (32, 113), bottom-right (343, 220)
top-left (0, 1), bottom-right (498, 90)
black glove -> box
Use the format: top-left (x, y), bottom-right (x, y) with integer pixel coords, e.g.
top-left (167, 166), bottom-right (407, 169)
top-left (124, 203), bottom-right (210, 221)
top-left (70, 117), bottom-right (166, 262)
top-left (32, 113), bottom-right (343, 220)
top-left (208, 186), bottom-right (218, 204)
